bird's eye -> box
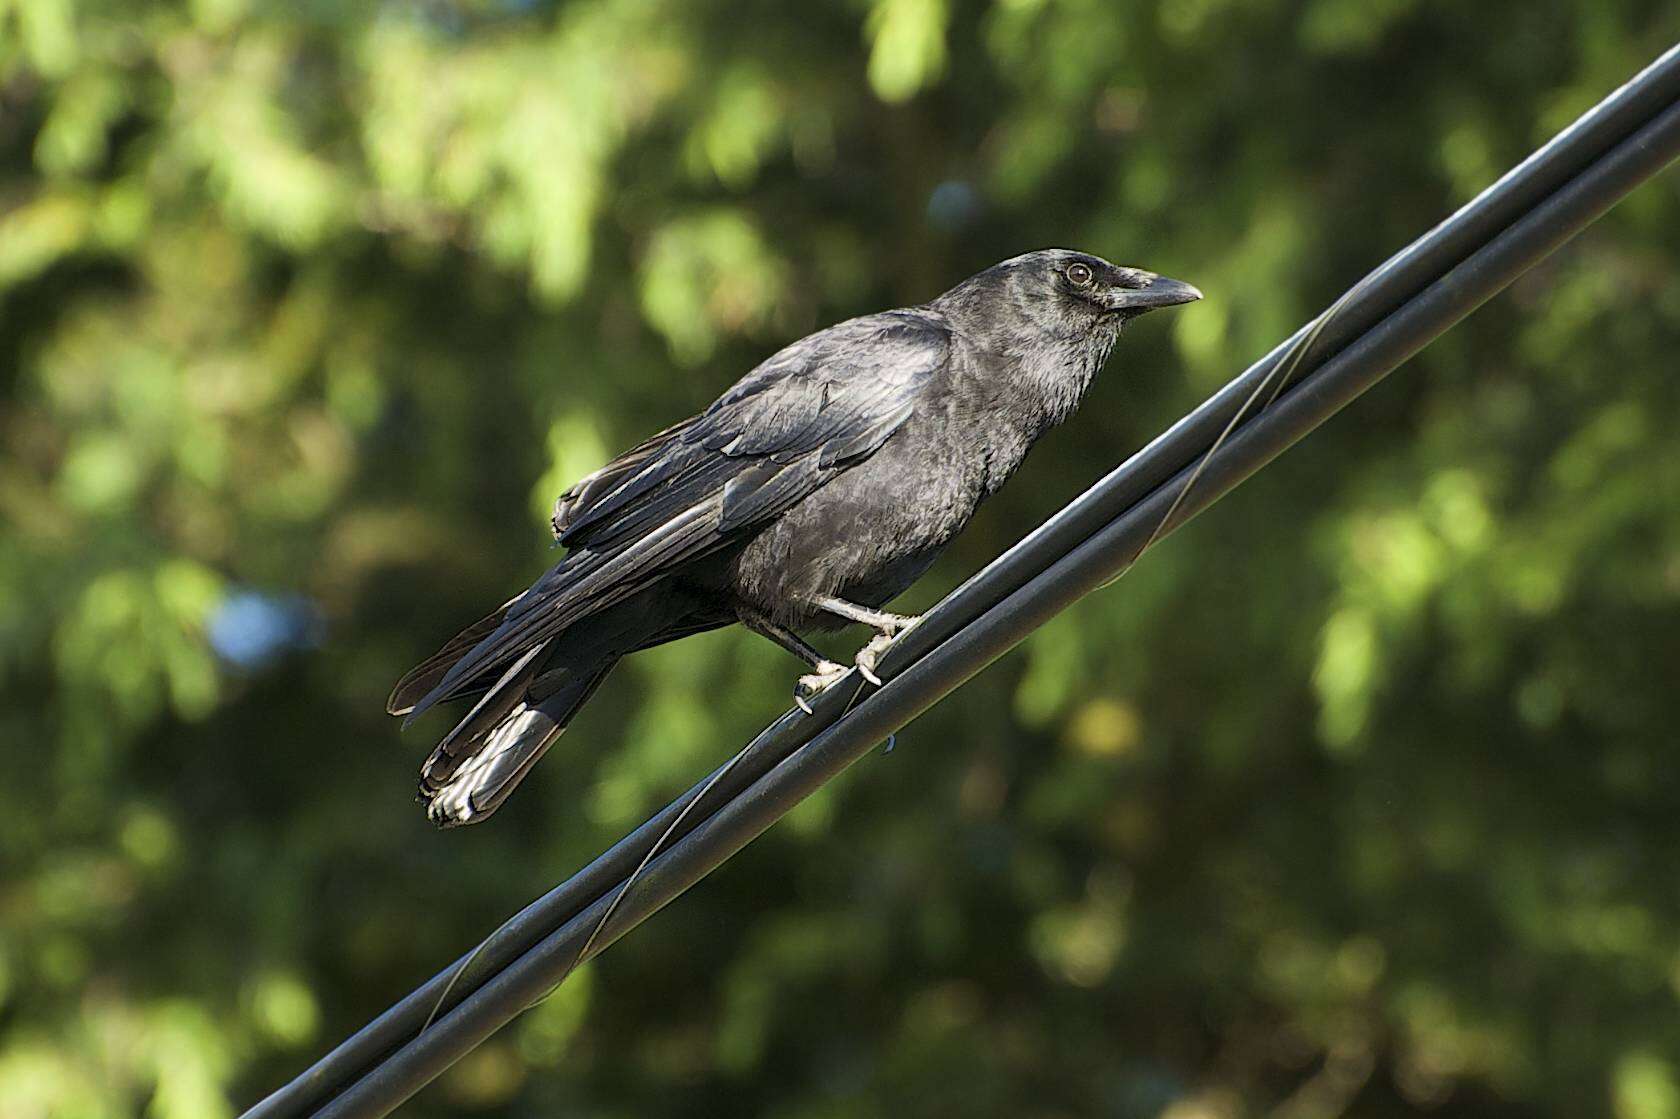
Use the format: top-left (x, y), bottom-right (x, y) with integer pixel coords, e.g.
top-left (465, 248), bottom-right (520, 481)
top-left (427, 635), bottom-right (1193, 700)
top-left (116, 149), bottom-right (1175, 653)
top-left (1065, 262), bottom-right (1094, 286)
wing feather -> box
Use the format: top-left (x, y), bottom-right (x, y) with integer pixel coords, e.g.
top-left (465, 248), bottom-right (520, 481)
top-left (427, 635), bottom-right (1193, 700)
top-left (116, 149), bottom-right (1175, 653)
top-left (718, 454), bottom-right (822, 533)
top-left (387, 596), bottom-right (519, 715)
top-left (551, 416), bottom-right (702, 539)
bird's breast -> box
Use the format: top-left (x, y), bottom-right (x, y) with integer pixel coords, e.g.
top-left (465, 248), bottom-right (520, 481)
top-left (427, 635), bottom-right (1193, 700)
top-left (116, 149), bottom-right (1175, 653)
top-left (726, 400), bottom-right (1002, 622)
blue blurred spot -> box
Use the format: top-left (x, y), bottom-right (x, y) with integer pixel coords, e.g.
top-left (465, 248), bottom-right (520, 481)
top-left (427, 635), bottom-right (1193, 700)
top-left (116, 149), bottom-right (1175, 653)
top-left (927, 180), bottom-right (982, 232)
top-left (1106, 1064), bottom-right (1186, 1118)
top-left (208, 591), bottom-right (323, 669)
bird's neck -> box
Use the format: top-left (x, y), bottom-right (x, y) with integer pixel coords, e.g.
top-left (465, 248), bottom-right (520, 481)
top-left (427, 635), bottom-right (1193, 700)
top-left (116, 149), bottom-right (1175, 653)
top-left (963, 320), bottom-right (1119, 431)
top-left (945, 324), bottom-right (1121, 495)
top-left (933, 297), bottom-right (1122, 431)
top-left (1010, 326), bottom-right (1119, 429)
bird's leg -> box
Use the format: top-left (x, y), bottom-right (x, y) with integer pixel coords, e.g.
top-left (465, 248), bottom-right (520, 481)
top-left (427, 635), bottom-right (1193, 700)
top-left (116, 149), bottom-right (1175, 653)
top-left (810, 596), bottom-right (919, 635)
top-left (810, 595), bottom-right (921, 686)
top-left (739, 609), bottom-right (848, 714)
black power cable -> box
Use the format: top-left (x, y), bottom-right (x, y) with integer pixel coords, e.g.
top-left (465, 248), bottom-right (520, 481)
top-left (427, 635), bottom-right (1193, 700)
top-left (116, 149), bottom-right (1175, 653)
top-left (250, 42), bottom-right (1680, 1119)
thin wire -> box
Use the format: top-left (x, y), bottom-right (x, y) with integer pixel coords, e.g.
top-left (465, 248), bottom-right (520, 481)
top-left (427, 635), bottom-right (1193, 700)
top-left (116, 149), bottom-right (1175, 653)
top-left (557, 737), bottom-right (753, 988)
top-left (458, 669), bottom-right (874, 1024)
top-left (550, 660), bottom-right (878, 995)
top-left (1096, 276), bottom-right (1362, 594)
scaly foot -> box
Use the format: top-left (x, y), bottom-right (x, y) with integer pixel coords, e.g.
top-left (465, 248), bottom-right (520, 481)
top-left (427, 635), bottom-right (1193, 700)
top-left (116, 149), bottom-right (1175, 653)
top-left (854, 615), bottom-right (920, 685)
top-left (873, 611), bottom-right (919, 636)
top-left (794, 660), bottom-right (849, 714)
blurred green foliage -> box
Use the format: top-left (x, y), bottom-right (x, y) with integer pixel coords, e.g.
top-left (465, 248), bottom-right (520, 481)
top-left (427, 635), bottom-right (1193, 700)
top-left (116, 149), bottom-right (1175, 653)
top-left (3, 1), bottom-right (1680, 1115)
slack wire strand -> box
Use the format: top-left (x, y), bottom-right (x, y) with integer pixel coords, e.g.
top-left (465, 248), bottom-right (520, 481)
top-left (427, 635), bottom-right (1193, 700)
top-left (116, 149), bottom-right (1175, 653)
top-left (249, 41), bottom-right (1680, 1119)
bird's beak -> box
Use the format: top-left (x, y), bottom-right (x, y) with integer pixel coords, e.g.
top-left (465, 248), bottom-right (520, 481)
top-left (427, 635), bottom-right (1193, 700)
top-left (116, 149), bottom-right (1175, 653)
top-left (1109, 274), bottom-right (1203, 312)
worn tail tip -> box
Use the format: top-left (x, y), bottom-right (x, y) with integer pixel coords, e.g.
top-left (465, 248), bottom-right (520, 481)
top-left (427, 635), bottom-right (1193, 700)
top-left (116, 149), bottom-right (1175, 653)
top-left (418, 788), bottom-right (475, 829)
top-left (416, 708), bottom-right (566, 828)
top-left (418, 775), bottom-right (490, 829)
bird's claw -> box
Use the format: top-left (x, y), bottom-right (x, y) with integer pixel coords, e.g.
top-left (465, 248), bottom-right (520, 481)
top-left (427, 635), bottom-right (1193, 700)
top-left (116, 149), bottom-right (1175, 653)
top-left (794, 660), bottom-right (849, 714)
top-left (854, 616), bottom-right (918, 687)
top-left (855, 635), bottom-right (890, 684)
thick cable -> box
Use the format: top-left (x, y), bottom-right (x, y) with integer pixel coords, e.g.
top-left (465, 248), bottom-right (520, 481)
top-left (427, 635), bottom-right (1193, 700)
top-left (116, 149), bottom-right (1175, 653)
top-left (248, 44), bottom-right (1680, 1119)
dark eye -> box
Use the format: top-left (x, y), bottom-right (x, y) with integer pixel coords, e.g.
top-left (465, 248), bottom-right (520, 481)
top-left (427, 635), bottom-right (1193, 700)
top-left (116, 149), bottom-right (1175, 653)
top-left (1066, 262), bottom-right (1094, 286)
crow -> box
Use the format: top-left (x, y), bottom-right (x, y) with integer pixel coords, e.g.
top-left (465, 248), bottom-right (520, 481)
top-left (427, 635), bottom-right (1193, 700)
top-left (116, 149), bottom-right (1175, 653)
top-left (390, 249), bottom-right (1201, 826)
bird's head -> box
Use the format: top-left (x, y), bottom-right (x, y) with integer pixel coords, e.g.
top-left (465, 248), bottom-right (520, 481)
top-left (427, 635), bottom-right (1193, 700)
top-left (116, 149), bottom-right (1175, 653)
top-left (1011, 247), bottom-right (1201, 324)
top-left (930, 249), bottom-right (1203, 427)
top-left (934, 248), bottom-right (1201, 343)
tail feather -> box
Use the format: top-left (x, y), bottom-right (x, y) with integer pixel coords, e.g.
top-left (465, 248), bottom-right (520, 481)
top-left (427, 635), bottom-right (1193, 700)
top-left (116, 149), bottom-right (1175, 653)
top-left (421, 641), bottom-right (548, 782)
top-left (395, 583), bottom-right (705, 826)
top-left (419, 657), bottom-right (618, 828)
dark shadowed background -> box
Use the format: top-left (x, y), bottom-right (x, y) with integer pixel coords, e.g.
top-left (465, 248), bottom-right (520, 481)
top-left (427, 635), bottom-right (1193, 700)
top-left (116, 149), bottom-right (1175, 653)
top-left (5, 2), bottom-right (1680, 1116)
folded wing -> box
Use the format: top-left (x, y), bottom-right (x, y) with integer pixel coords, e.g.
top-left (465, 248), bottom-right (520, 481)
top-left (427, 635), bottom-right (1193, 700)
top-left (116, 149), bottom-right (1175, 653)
top-left (399, 310), bottom-right (951, 721)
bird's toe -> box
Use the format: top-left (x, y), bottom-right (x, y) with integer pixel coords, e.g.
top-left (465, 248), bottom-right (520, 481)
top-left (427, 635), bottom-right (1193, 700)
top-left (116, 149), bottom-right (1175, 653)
top-left (854, 632), bottom-right (901, 685)
top-left (882, 613), bottom-right (922, 637)
top-left (794, 660), bottom-right (850, 712)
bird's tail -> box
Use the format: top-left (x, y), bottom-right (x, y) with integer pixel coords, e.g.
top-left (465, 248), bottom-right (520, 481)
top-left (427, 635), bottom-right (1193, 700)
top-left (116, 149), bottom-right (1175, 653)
top-left (417, 652), bottom-right (618, 828)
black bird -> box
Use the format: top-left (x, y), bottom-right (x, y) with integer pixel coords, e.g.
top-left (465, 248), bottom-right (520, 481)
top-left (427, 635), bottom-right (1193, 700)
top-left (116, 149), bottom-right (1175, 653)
top-left (391, 249), bottom-right (1200, 826)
